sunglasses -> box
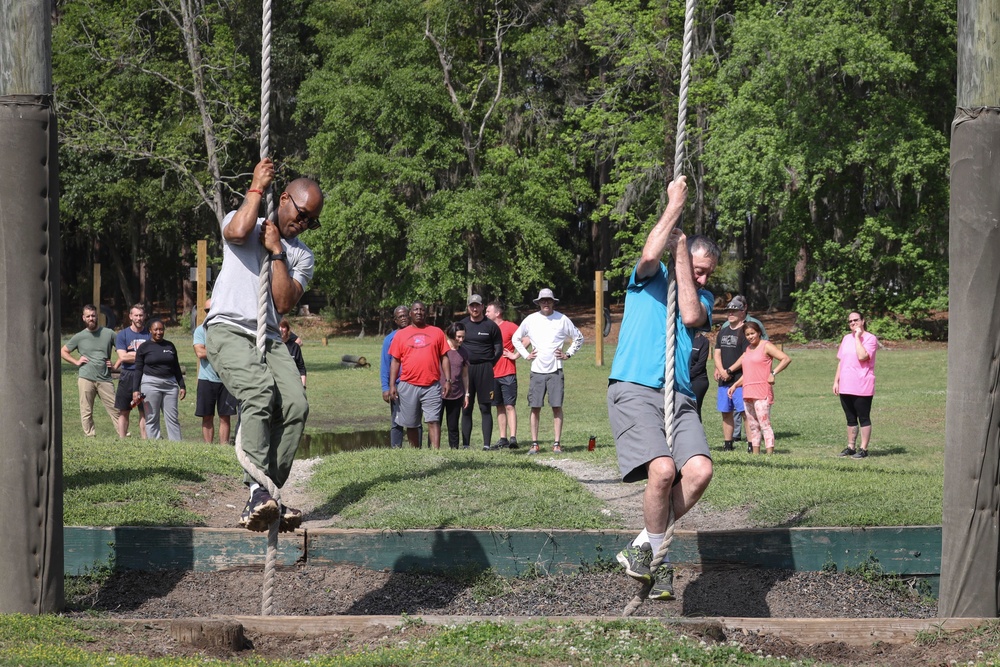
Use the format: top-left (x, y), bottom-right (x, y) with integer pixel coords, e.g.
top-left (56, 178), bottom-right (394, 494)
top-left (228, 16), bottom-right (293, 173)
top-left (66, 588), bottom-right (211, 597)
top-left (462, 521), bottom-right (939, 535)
top-left (286, 193), bottom-right (321, 231)
top-left (848, 318), bottom-right (861, 323)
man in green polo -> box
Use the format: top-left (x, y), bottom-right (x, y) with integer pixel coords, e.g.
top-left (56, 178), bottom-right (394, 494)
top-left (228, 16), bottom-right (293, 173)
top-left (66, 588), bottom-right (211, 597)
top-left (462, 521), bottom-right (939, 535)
top-left (61, 304), bottom-right (119, 437)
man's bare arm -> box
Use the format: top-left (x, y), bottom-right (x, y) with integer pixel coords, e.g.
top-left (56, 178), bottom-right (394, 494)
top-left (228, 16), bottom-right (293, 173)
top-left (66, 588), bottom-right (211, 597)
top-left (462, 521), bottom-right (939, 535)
top-left (224, 158), bottom-right (274, 244)
top-left (636, 177), bottom-right (687, 281)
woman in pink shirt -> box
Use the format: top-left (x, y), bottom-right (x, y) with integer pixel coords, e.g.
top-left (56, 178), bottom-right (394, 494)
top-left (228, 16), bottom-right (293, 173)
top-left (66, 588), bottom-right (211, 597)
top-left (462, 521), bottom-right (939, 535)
top-left (726, 321), bottom-right (791, 455)
top-left (833, 312), bottom-right (878, 459)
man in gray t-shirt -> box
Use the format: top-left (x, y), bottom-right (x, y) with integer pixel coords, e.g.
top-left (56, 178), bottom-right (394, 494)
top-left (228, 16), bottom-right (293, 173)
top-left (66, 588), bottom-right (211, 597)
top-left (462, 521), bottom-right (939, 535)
top-left (203, 157), bottom-right (323, 533)
top-left (61, 304), bottom-right (118, 437)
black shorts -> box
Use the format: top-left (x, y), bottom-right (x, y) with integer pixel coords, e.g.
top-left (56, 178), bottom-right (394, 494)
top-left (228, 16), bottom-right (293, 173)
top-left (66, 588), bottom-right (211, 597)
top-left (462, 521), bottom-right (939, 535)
top-left (492, 374), bottom-right (518, 406)
top-left (840, 394), bottom-right (873, 428)
top-left (114, 370), bottom-right (138, 410)
top-left (195, 379), bottom-right (238, 417)
top-left (466, 362), bottom-right (495, 406)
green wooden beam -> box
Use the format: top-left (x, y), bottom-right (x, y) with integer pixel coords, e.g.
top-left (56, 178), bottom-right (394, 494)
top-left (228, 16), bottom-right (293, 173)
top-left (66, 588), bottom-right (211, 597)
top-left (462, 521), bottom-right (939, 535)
top-left (64, 526), bottom-right (942, 582)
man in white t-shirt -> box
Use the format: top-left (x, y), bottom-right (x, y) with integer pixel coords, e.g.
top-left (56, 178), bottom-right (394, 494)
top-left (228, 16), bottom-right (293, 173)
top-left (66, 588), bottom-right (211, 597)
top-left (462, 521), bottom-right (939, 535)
top-left (512, 288), bottom-right (583, 454)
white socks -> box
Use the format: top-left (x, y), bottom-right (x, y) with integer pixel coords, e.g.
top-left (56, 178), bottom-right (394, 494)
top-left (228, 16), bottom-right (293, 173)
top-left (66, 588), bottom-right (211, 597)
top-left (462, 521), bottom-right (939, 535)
top-left (633, 528), bottom-right (667, 560)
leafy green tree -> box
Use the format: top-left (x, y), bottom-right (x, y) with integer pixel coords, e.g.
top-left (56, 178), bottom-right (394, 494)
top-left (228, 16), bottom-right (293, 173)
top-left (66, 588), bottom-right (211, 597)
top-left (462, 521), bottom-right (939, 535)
top-left (703, 0), bottom-right (954, 337)
top-left (299, 0), bottom-right (582, 323)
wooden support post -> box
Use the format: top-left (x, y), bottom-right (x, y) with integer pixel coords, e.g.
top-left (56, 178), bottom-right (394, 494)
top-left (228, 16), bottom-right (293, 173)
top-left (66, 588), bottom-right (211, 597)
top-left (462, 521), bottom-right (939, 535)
top-left (196, 240), bottom-right (208, 325)
top-left (941, 0), bottom-right (1000, 618)
top-left (92, 263), bottom-right (103, 326)
top-left (595, 271), bottom-right (604, 366)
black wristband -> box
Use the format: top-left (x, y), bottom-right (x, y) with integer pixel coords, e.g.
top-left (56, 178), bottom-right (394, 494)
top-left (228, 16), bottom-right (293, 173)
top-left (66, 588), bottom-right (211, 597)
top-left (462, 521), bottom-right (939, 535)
top-left (269, 251), bottom-right (287, 262)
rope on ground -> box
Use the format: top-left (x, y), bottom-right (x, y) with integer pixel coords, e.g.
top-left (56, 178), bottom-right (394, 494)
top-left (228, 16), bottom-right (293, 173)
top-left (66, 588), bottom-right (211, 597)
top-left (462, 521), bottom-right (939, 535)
top-left (623, 0), bottom-right (696, 618)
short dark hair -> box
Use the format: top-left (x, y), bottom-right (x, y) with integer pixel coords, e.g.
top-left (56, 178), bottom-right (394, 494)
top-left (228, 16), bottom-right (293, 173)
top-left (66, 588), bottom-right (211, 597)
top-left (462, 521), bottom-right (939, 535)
top-left (82, 304), bottom-right (97, 314)
top-left (744, 320), bottom-right (764, 336)
top-left (487, 300), bottom-right (504, 312)
top-left (446, 322), bottom-right (466, 340)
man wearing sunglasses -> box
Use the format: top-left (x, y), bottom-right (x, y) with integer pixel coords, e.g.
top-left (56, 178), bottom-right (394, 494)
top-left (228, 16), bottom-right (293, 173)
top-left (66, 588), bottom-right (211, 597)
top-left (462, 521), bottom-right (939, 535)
top-left (204, 157), bottom-right (324, 533)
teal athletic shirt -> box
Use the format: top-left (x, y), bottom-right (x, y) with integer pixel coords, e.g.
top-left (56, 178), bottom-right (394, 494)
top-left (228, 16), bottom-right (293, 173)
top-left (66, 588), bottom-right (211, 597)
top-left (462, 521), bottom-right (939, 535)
top-left (609, 262), bottom-right (713, 398)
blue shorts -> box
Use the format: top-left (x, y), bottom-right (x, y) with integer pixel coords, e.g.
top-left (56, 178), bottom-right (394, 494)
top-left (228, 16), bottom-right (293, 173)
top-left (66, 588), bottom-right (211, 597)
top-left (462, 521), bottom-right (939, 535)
top-left (717, 386), bottom-right (744, 413)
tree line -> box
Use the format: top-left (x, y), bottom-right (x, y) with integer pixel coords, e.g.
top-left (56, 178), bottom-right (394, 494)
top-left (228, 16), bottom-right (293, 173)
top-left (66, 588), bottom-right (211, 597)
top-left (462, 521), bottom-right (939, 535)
top-left (53, 0), bottom-right (954, 339)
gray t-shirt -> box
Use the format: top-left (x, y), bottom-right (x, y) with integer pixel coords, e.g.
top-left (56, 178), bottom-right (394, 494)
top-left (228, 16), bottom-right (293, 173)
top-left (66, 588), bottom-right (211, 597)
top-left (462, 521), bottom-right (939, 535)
top-left (204, 211), bottom-right (313, 340)
top-left (65, 327), bottom-right (117, 382)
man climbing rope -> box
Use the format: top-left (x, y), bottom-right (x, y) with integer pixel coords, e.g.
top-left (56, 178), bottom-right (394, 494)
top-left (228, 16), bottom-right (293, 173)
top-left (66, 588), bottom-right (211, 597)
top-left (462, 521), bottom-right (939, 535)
top-left (607, 176), bottom-right (719, 600)
top-left (204, 156), bottom-right (324, 532)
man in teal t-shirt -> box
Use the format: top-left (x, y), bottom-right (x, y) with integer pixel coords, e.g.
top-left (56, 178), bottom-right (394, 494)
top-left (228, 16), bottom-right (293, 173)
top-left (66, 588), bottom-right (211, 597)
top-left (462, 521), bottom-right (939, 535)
top-left (61, 304), bottom-right (118, 437)
top-left (607, 177), bottom-right (720, 604)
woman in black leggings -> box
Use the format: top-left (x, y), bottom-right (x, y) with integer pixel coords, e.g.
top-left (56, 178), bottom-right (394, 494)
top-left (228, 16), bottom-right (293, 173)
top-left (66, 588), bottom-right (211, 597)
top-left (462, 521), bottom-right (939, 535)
top-left (833, 312), bottom-right (878, 459)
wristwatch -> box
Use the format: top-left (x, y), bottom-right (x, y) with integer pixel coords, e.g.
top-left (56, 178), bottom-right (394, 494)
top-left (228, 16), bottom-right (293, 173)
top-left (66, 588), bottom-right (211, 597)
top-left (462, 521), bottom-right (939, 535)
top-left (269, 251), bottom-right (287, 262)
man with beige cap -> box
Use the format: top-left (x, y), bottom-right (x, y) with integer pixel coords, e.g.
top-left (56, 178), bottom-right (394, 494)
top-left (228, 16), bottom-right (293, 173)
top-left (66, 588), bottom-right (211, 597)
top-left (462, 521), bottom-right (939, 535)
top-left (512, 288), bottom-right (584, 454)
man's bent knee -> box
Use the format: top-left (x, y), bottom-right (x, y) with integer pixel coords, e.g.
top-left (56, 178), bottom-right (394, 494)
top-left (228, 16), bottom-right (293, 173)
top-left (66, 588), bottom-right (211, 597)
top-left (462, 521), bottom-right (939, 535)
top-left (646, 456), bottom-right (676, 489)
top-left (680, 455), bottom-right (713, 491)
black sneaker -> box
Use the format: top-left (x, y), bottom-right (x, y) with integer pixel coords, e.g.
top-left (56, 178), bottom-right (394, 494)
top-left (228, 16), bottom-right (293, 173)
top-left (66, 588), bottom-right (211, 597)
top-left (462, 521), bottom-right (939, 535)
top-left (723, 441), bottom-right (734, 451)
top-left (482, 443), bottom-right (492, 451)
top-left (851, 448), bottom-right (868, 459)
top-left (492, 438), bottom-right (509, 449)
top-left (508, 437), bottom-right (519, 450)
top-left (616, 542), bottom-right (653, 583)
top-left (748, 441), bottom-right (753, 454)
top-left (839, 447), bottom-right (856, 457)
top-left (239, 487), bottom-right (279, 532)
top-left (279, 504), bottom-right (303, 533)
top-left (648, 566), bottom-right (675, 600)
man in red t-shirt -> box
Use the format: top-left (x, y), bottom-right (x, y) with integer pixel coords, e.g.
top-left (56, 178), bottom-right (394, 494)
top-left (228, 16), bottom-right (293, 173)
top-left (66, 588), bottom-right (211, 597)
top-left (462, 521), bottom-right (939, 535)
top-left (388, 301), bottom-right (452, 449)
top-left (486, 301), bottom-right (521, 449)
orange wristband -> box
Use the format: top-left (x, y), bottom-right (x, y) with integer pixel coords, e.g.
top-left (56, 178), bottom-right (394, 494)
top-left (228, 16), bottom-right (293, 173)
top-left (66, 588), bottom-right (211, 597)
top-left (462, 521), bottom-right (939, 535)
top-left (247, 188), bottom-right (264, 196)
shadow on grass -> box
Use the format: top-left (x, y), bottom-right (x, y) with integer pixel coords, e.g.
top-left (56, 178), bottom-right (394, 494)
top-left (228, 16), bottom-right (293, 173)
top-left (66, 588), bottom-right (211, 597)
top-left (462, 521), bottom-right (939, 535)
top-left (64, 466), bottom-right (207, 490)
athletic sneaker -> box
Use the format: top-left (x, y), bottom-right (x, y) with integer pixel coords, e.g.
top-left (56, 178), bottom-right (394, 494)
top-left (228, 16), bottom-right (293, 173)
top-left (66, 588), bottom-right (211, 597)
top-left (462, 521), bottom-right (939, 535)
top-left (492, 438), bottom-right (509, 449)
top-left (616, 542), bottom-right (653, 582)
top-left (648, 566), bottom-right (675, 600)
top-left (747, 441), bottom-right (753, 454)
top-left (851, 448), bottom-right (868, 459)
top-left (552, 443), bottom-right (563, 453)
top-left (839, 447), bottom-right (856, 457)
top-left (508, 437), bottom-right (519, 450)
top-left (239, 487), bottom-right (279, 532)
top-left (279, 504), bottom-right (303, 533)
top-left (528, 443), bottom-right (540, 455)
top-left (483, 443), bottom-right (492, 451)
top-left (723, 441), bottom-right (734, 451)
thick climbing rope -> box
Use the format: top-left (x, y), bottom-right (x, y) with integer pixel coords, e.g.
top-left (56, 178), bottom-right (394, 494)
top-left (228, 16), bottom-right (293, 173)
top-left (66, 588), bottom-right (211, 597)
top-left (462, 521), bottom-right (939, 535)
top-left (622, 0), bottom-right (697, 618)
top-left (231, 0), bottom-right (283, 617)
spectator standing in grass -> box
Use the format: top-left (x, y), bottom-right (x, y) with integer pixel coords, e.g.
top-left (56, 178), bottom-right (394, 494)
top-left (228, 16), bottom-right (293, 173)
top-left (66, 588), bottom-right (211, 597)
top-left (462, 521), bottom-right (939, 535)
top-left (459, 295), bottom-right (503, 450)
top-left (833, 311), bottom-right (878, 459)
top-left (193, 299), bottom-right (238, 444)
top-left (713, 296), bottom-right (767, 451)
top-left (388, 301), bottom-right (452, 449)
top-left (61, 304), bottom-right (118, 437)
top-left (133, 319), bottom-right (186, 441)
top-left (441, 322), bottom-right (471, 449)
top-left (511, 288), bottom-right (584, 454)
top-left (689, 333), bottom-right (710, 420)
top-left (726, 321), bottom-right (791, 455)
top-left (486, 300), bottom-right (520, 449)
top-left (280, 319), bottom-right (307, 388)
top-left (114, 303), bottom-right (150, 438)
top-left (204, 157), bottom-right (322, 532)
top-left (609, 176), bottom-right (719, 602)
top-left (381, 305), bottom-right (420, 448)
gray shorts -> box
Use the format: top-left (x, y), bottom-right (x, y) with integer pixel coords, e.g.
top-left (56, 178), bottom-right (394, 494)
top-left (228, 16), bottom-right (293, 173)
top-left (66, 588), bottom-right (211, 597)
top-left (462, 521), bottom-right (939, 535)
top-left (395, 381), bottom-right (443, 427)
top-left (492, 374), bottom-right (518, 407)
top-left (528, 370), bottom-right (564, 408)
top-left (607, 381), bottom-right (711, 483)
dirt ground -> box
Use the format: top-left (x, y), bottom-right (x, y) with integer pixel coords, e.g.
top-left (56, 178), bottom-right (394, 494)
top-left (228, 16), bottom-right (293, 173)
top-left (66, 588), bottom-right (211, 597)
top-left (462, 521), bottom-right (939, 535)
top-left (63, 307), bottom-right (965, 664)
top-left (65, 456), bottom-right (996, 666)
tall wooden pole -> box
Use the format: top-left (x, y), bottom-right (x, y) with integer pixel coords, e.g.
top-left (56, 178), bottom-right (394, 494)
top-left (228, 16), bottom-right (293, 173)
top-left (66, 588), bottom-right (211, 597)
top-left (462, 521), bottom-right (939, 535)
top-left (0, 0), bottom-right (64, 613)
top-left (92, 263), bottom-right (103, 326)
top-left (940, 0), bottom-right (1000, 618)
top-left (196, 240), bottom-right (208, 326)
top-left (594, 271), bottom-right (604, 366)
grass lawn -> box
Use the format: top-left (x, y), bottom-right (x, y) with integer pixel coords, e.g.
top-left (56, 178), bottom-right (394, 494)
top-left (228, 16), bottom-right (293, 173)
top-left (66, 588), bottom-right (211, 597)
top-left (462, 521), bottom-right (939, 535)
top-left (61, 327), bottom-right (946, 529)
